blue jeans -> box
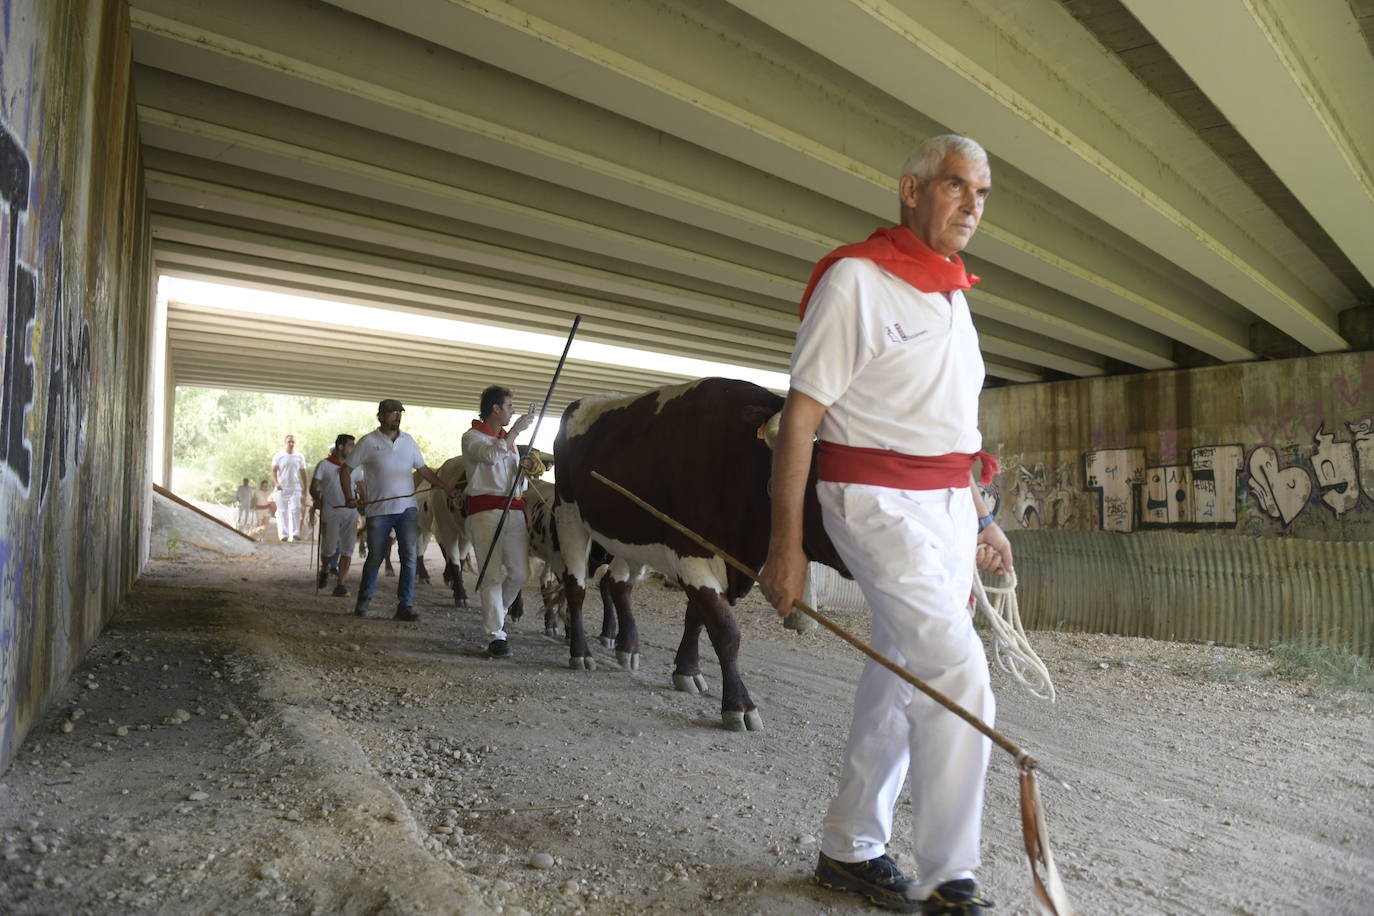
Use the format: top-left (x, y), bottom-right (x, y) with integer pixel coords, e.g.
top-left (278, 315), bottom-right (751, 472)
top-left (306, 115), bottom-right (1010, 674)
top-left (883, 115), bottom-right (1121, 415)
top-left (357, 508), bottom-right (418, 607)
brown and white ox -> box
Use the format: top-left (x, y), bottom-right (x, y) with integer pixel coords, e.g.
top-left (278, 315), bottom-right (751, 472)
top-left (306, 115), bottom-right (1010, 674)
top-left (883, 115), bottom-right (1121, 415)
top-left (553, 377), bottom-right (846, 731)
top-left (417, 458), bottom-right (474, 608)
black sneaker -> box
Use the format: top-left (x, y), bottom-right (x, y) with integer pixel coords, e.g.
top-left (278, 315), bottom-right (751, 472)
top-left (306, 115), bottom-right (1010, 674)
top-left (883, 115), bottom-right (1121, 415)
top-left (354, 598), bottom-right (370, 618)
top-left (487, 639), bottom-right (512, 658)
top-left (394, 606), bottom-right (420, 622)
top-left (331, 583), bottom-right (350, 597)
top-left (814, 852), bottom-right (918, 913)
top-left (317, 569), bottom-right (329, 588)
top-left (921, 879), bottom-right (992, 915)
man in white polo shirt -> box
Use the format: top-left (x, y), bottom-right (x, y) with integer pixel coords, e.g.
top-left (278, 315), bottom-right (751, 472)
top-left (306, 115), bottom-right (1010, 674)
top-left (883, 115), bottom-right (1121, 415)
top-left (759, 135), bottom-right (1013, 915)
top-left (462, 385), bottom-right (536, 659)
top-left (311, 434), bottom-right (363, 597)
top-left (271, 434), bottom-right (308, 542)
top-left (341, 399), bottom-right (457, 620)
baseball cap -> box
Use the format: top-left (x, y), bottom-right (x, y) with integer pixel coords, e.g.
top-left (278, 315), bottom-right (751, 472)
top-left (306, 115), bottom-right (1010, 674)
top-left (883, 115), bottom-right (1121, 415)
top-left (378, 398), bottom-right (405, 413)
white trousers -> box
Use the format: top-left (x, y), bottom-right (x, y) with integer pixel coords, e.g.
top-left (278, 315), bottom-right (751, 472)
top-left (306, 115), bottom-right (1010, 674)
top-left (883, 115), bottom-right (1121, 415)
top-left (817, 482), bottom-right (993, 900)
top-left (466, 509), bottom-right (528, 640)
top-left (277, 489), bottom-right (302, 539)
top-left (321, 508), bottom-right (359, 558)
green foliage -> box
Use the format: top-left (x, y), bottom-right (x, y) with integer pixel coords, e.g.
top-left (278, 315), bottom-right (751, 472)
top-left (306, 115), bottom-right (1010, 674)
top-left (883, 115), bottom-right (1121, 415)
top-left (1267, 640), bottom-right (1374, 694)
top-left (171, 387), bottom-right (477, 502)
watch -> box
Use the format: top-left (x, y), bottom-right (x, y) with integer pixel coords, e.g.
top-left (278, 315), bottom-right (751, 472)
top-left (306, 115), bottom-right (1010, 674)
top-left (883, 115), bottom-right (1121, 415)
top-left (977, 512), bottom-right (997, 532)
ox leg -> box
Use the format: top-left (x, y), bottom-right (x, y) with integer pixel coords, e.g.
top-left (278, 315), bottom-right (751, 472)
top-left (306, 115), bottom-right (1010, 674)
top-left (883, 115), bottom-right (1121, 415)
top-left (672, 594), bottom-right (710, 695)
top-left (555, 504), bottom-right (595, 670)
top-left (540, 570), bottom-right (565, 637)
top-left (608, 560), bottom-right (641, 671)
top-left (417, 555), bottom-right (430, 585)
top-left (610, 579), bottom-right (640, 671)
top-left (509, 592), bottom-right (524, 621)
top-left (562, 573), bottom-right (595, 670)
top-left (596, 574), bottom-right (617, 648)
top-left (686, 586), bottom-right (761, 732)
top-left (437, 543), bottom-right (469, 609)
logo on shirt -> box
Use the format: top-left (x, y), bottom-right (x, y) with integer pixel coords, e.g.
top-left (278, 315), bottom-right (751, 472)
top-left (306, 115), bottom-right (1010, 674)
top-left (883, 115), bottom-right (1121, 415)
top-left (884, 322), bottom-right (928, 344)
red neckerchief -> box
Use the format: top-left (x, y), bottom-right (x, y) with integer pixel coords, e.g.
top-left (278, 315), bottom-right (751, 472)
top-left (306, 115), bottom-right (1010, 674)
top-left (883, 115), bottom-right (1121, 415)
top-left (471, 419), bottom-right (517, 452)
top-left (798, 225), bottom-right (979, 319)
top-left (325, 455), bottom-right (342, 466)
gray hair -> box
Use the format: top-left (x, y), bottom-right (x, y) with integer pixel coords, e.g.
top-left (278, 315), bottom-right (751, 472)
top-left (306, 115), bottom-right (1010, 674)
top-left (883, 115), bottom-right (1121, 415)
top-left (899, 134), bottom-right (987, 182)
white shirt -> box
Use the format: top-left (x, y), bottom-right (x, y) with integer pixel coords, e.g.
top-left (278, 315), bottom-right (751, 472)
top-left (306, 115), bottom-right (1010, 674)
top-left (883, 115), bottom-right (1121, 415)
top-left (790, 258), bottom-right (984, 456)
top-left (461, 425), bottom-right (526, 499)
top-left (344, 429), bottom-right (426, 517)
top-left (313, 457), bottom-right (363, 511)
top-left (272, 451), bottom-right (307, 491)
top-left (235, 484), bottom-right (255, 508)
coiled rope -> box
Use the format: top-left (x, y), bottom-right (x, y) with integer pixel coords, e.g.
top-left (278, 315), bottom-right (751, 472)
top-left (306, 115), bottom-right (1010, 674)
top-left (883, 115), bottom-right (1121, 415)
top-left (971, 570), bottom-right (1057, 702)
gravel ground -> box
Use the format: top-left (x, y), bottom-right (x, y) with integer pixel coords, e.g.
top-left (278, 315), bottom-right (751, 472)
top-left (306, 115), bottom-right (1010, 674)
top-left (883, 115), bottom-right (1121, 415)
top-left (0, 534), bottom-right (1370, 915)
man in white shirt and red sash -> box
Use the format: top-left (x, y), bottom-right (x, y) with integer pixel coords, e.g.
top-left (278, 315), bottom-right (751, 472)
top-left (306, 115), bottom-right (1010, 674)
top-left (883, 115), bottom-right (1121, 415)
top-left (760, 135), bottom-right (1013, 915)
top-left (462, 385), bottom-right (536, 659)
top-left (311, 434), bottom-right (362, 596)
top-left (341, 399), bottom-right (457, 621)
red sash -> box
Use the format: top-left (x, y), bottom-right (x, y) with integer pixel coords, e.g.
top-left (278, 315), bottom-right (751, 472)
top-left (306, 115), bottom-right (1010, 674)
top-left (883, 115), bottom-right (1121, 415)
top-left (466, 494), bottom-right (526, 515)
top-left (817, 441), bottom-right (999, 490)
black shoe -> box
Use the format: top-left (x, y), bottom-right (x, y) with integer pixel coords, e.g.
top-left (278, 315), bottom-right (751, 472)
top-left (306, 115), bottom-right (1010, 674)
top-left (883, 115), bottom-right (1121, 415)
top-left (394, 606), bottom-right (420, 622)
top-left (331, 583), bottom-right (350, 597)
top-left (354, 599), bottom-right (370, 618)
top-left (921, 879), bottom-right (992, 915)
top-left (317, 569), bottom-right (329, 588)
top-left (813, 852), bottom-right (917, 913)
top-left (487, 639), bottom-right (512, 658)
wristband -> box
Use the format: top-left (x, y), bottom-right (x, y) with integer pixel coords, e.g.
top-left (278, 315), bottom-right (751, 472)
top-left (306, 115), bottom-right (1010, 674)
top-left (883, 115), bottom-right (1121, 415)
top-left (977, 512), bottom-right (997, 532)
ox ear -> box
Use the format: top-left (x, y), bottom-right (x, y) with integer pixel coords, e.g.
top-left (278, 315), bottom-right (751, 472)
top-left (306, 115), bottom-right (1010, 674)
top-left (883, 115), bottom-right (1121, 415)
top-left (739, 406), bottom-right (783, 450)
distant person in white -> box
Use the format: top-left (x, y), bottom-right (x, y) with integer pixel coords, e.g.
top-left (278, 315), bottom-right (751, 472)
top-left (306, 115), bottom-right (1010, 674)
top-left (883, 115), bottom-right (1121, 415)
top-left (340, 399), bottom-right (457, 621)
top-left (311, 434), bottom-right (363, 597)
top-left (234, 477), bottom-right (255, 531)
top-left (462, 385), bottom-right (538, 659)
top-left (271, 435), bottom-right (308, 542)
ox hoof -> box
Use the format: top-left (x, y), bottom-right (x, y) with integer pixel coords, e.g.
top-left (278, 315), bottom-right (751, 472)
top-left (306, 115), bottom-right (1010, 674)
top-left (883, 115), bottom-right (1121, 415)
top-left (544, 626), bottom-right (559, 638)
top-left (783, 609), bottom-right (818, 633)
top-left (672, 673), bottom-right (709, 695)
top-left (616, 651), bottom-right (641, 672)
top-left (455, 599), bottom-right (470, 610)
top-left (598, 636), bottom-right (615, 649)
top-left (722, 709), bottom-right (764, 732)
top-left (569, 656), bottom-right (597, 671)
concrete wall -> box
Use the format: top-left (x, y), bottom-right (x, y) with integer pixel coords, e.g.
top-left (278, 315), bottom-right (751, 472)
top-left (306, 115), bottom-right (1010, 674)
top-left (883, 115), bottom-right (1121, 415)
top-left (981, 353), bottom-right (1374, 653)
top-left (0, 1), bottom-right (152, 771)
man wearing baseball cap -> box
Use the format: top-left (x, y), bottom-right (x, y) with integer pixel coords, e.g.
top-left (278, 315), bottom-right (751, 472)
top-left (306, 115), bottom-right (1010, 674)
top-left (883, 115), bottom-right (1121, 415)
top-left (340, 399), bottom-right (457, 620)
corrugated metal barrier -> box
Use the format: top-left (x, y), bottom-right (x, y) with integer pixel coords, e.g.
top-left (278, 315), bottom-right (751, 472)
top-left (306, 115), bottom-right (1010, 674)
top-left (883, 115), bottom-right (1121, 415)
top-left (805, 562), bottom-right (869, 613)
top-left (1008, 531), bottom-right (1374, 655)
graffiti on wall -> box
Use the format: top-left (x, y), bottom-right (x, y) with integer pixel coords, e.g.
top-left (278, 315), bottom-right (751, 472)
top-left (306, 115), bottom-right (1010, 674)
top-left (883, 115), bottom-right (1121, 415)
top-left (1070, 418), bottom-right (1374, 533)
top-left (0, 125), bottom-right (35, 490)
top-left (0, 0), bottom-right (152, 772)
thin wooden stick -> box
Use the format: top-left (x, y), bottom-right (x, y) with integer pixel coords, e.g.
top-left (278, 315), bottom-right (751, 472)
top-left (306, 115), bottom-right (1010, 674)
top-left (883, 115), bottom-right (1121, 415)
top-left (152, 483), bottom-right (258, 543)
top-left (476, 315), bottom-right (582, 592)
top-left (333, 487), bottom-right (433, 510)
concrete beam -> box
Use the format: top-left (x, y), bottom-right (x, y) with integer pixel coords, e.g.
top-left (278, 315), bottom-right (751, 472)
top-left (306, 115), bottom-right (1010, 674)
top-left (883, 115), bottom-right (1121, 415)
top-left (1123, 0), bottom-right (1374, 289)
top-left (727, 0), bottom-right (1349, 353)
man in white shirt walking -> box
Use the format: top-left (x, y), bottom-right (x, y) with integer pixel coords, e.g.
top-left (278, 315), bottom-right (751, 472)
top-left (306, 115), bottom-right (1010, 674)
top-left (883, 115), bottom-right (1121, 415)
top-left (311, 434), bottom-right (363, 596)
top-left (271, 434), bottom-right (308, 542)
top-left (759, 135), bottom-right (1012, 915)
top-left (341, 399), bottom-right (457, 620)
top-left (234, 477), bottom-right (255, 531)
top-left (462, 385), bottom-right (537, 658)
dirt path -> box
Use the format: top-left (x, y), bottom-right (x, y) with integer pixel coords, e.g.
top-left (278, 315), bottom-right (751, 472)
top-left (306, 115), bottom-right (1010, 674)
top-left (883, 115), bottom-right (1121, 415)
top-left (1, 540), bottom-right (1370, 914)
